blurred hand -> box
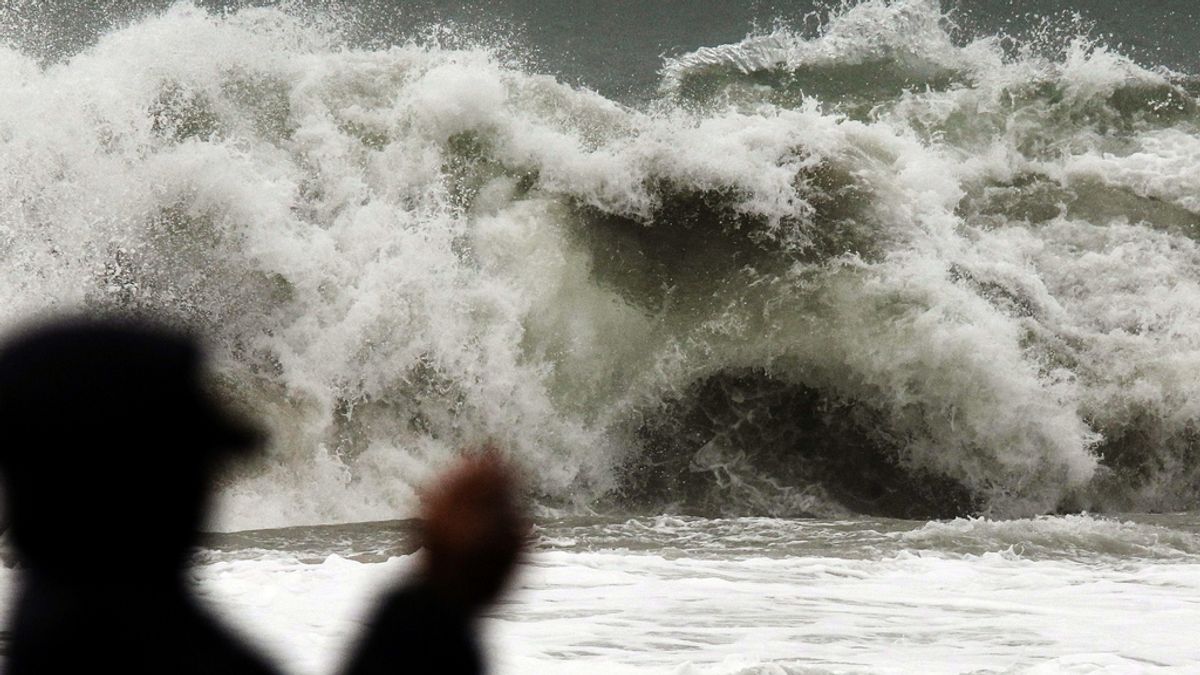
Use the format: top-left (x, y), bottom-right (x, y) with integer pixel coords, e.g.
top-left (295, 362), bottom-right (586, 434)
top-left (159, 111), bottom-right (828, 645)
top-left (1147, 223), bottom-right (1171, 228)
top-left (418, 447), bottom-right (528, 611)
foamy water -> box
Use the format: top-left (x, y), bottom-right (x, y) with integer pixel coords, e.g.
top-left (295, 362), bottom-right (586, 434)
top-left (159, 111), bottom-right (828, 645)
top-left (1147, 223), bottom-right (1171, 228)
top-left (2, 0), bottom-right (1200, 525)
top-left (7, 515), bottom-right (1196, 674)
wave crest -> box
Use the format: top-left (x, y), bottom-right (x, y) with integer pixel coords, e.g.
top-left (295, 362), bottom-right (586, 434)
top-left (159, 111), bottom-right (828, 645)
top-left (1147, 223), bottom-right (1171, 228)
top-left (1, 2), bottom-right (1199, 527)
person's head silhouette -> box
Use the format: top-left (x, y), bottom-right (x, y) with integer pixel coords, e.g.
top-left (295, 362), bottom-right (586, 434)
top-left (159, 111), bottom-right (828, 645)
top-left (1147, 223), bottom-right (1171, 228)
top-left (0, 316), bottom-right (281, 675)
top-left (0, 315), bottom-right (262, 580)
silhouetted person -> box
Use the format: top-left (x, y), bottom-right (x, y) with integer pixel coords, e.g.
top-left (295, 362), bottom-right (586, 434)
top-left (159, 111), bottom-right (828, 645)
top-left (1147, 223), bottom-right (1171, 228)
top-left (341, 450), bottom-right (527, 675)
top-left (0, 316), bottom-right (280, 674)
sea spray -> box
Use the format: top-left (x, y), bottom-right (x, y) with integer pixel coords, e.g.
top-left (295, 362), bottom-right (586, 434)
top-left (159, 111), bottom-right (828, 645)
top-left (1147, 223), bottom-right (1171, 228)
top-left (1, 1), bottom-right (1199, 528)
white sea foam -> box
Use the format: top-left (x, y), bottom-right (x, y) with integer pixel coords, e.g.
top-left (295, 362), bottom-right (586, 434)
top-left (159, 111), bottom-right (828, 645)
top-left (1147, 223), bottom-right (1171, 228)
top-left (659, 0), bottom-right (975, 92)
top-left (8, 529), bottom-right (1196, 674)
top-left (0, 1), bottom-right (1198, 526)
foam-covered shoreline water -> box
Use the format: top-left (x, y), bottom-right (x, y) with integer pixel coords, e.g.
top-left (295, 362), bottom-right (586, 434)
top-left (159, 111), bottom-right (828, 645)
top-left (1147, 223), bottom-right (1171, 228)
top-left (196, 513), bottom-right (1200, 673)
top-left (233, 548), bottom-right (1199, 675)
top-left (196, 512), bottom-right (1200, 564)
top-left (2, 1), bottom-right (1200, 529)
top-left (6, 513), bottom-right (1197, 674)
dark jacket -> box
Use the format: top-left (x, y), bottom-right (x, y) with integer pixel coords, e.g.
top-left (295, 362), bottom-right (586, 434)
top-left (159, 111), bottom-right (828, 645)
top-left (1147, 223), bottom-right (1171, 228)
top-left (5, 572), bottom-right (281, 675)
top-left (342, 582), bottom-right (483, 675)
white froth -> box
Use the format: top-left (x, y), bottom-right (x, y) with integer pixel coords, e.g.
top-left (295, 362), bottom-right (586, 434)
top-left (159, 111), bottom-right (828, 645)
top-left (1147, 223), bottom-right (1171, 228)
top-left (4, 532), bottom-right (1191, 674)
top-left (0, 0), bottom-right (1199, 524)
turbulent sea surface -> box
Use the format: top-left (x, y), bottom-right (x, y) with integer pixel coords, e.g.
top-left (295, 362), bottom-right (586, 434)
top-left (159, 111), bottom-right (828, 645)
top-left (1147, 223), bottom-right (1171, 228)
top-left (2, 0), bottom-right (1200, 671)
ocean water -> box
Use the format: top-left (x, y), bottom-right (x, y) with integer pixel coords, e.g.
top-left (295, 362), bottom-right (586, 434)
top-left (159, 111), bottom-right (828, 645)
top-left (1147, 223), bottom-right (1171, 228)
top-left (2, 0), bottom-right (1200, 671)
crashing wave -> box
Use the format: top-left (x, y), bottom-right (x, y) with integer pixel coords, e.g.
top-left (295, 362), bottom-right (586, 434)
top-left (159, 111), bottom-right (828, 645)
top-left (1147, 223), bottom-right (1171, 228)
top-left (659, 0), bottom-right (978, 108)
top-left (1, 1), bottom-right (1199, 528)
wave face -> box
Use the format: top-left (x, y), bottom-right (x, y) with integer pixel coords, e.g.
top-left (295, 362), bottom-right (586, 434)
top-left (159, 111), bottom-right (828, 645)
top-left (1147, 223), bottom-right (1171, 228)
top-left (2, 1), bottom-right (1200, 528)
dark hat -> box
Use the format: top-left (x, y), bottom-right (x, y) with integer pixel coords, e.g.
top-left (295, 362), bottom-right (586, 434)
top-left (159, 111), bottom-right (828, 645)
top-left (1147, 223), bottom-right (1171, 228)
top-left (0, 315), bottom-right (264, 574)
top-left (0, 315), bottom-right (262, 466)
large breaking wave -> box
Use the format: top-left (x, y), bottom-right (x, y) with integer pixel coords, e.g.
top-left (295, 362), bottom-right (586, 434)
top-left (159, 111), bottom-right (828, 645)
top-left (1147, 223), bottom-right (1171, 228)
top-left (2, 0), bottom-right (1199, 529)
